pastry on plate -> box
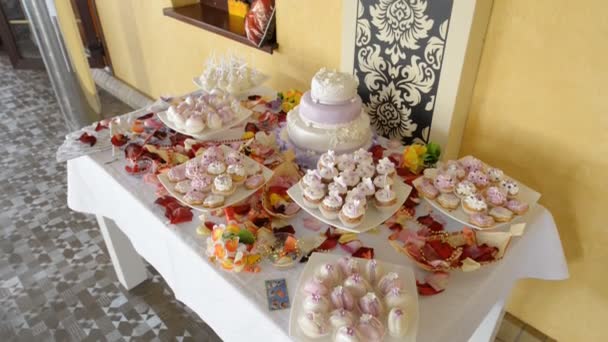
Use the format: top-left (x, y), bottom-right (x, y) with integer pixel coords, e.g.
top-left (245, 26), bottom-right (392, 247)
top-left (506, 199), bottom-right (529, 215)
top-left (433, 173), bottom-right (456, 193)
top-left (376, 157), bottom-right (396, 177)
top-left (302, 185), bottom-right (326, 208)
top-left (500, 179), bottom-right (520, 198)
top-left (319, 192), bottom-right (343, 220)
top-left (364, 259), bottom-right (383, 286)
top-left (212, 174), bottom-right (236, 196)
top-left (174, 180), bottom-right (191, 194)
top-left (207, 160), bottom-right (227, 176)
top-left (167, 163), bottom-right (187, 182)
top-left (339, 199), bottom-right (365, 228)
top-left (487, 167), bottom-right (504, 183)
top-left (298, 311), bottom-right (330, 338)
top-left (489, 206), bottom-right (514, 222)
top-left (387, 307), bottom-right (409, 337)
top-left (329, 309), bottom-right (356, 329)
top-left (358, 292), bottom-right (384, 317)
top-left (318, 165), bottom-right (338, 184)
top-left (377, 272), bottom-right (403, 296)
top-left (374, 185), bottom-right (397, 211)
top-left (334, 325), bottom-right (362, 342)
top-left (467, 170), bottom-right (490, 189)
top-left (468, 213), bottom-right (495, 228)
top-left (455, 180), bottom-right (477, 198)
top-left (462, 195), bottom-right (488, 215)
top-left (384, 287), bottom-right (413, 309)
top-left (302, 276), bottom-right (329, 296)
top-left (328, 176), bottom-right (348, 197)
top-left (302, 293), bottom-right (331, 313)
top-left (357, 314), bottom-right (385, 342)
top-left (485, 186), bottom-right (507, 207)
top-left (202, 194), bottom-right (224, 208)
top-left (416, 178), bottom-right (439, 199)
top-left (330, 285), bottom-right (356, 311)
top-left (436, 193), bottom-right (460, 210)
top-left (183, 190), bottom-right (206, 205)
top-left (373, 174), bottom-right (393, 189)
top-left (244, 174), bottom-right (265, 190)
top-left (190, 174), bottom-right (213, 192)
top-left (343, 273), bottom-right (371, 298)
top-left (226, 163), bottom-right (247, 184)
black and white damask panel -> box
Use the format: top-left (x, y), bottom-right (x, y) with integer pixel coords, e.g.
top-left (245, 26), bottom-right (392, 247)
top-left (354, 0), bottom-right (454, 145)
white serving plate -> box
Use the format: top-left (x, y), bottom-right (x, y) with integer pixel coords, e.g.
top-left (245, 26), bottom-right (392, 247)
top-left (289, 253), bottom-right (419, 342)
top-left (287, 179), bottom-right (411, 234)
top-left (158, 145), bottom-right (272, 211)
top-left (413, 161), bottom-right (541, 230)
top-left (157, 106), bottom-right (253, 141)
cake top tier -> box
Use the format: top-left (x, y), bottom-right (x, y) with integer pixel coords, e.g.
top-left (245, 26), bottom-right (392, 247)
top-left (310, 68), bottom-right (359, 105)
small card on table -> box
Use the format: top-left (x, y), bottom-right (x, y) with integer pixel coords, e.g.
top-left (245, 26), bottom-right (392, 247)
top-left (265, 278), bottom-right (290, 311)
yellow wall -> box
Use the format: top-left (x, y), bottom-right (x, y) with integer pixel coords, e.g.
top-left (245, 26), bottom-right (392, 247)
top-left (53, 0), bottom-right (100, 113)
top-left (461, 0), bottom-right (608, 340)
top-left (94, 0), bottom-right (342, 99)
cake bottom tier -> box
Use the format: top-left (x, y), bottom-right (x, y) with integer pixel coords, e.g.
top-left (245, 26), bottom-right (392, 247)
top-left (286, 108), bottom-right (373, 154)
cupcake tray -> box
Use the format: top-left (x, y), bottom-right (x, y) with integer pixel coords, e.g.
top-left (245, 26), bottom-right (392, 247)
top-left (158, 145), bottom-right (273, 212)
top-left (156, 106), bottom-right (253, 141)
top-left (289, 252), bottom-right (419, 342)
top-left (286, 179), bottom-right (411, 234)
top-left (413, 166), bottom-right (541, 231)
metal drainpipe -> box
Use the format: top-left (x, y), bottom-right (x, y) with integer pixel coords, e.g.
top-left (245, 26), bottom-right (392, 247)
top-left (21, 0), bottom-right (98, 130)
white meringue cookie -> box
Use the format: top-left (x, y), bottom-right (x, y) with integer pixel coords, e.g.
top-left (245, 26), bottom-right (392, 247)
top-left (298, 311), bottom-right (330, 338)
top-left (387, 307), bottom-right (409, 337)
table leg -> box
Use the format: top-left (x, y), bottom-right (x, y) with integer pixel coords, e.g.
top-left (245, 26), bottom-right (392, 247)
top-left (96, 215), bottom-right (148, 290)
top-left (468, 299), bottom-right (506, 342)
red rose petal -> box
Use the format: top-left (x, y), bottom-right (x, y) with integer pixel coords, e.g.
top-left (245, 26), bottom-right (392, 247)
top-left (340, 240), bottom-right (363, 254)
top-left (111, 134), bottom-right (129, 147)
top-left (416, 280), bottom-right (445, 296)
top-left (274, 225), bottom-right (296, 235)
top-left (352, 247), bottom-right (374, 259)
top-left (94, 122), bottom-right (108, 131)
top-left (170, 207), bottom-right (193, 224)
top-left (77, 132), bottom-right (96, 147)
top-left (231, 203), bottom-right (251, 215)
top-left (315, 237), bottom-right (338, 251)
top-left (427, 240), bottom-right (455, 260)
top-left (137, 112), bottom-right (154, 120)
top-left (368, 144), bottom-right (385, 161)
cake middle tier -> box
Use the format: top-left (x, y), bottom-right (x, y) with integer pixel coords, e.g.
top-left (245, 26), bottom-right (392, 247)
top-left (299, 91), bottom-right (362, 126)
top-left (286, 106), bottom-right (372, 153)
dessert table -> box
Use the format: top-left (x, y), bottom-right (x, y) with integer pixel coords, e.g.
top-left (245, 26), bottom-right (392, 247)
top-left (66, 148), bottom-right (568, 342)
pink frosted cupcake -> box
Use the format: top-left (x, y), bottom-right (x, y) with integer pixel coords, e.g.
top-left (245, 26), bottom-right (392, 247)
top-left (467, 170), bottom-right (490, 189)
top-left (468, 213), bottom-right (495, 228)
top-left (190, 174), bottom-right (213, 192)
top-left (459, 156), bottom-right (483, 173)
top-left (167, 163), bottom-right (187, 182)
top-left (442, 160), bottom-right (466, 179)
top-left (185, 159), bottom-right (204, 179)
top-left (506, 199), bottom-right (529, 215)
top-left (433, 173), bottom-right (456, 193)
top-left (500, 179), bottom-right (520, 198)
top-left (415, 178), bottom-right (439, 199)
top-left (485, 186), bottom-right (507, 207)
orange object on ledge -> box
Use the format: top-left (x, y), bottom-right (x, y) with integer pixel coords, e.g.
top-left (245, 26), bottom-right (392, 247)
top-left (228, 0), bottom-right (250, 17)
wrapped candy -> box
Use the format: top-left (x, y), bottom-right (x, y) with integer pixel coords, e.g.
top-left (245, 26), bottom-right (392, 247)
top-left (358, 292), bottom-right (384, 317)
top-left (357, 314), bottom-right (385, 342)
top-left (245, 0), bottom-right (275, 46)
top-left (330, 286), bottom-right (355, 311)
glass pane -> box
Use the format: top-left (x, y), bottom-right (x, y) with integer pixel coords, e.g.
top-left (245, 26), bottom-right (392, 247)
top-left (1, 0), bottom-right (42, 59)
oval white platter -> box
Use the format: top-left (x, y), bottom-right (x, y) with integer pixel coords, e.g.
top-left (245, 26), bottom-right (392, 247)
top-left (287, 179), bottom-right (411, 234)
top-left (289, 252), bottom-right (419, 342)
top-left (157, 145), bottom-right (273, 212)
top-left (412, 163), bottom-right (541, 230)
top-left (157, 106), bottom-right (253, 141)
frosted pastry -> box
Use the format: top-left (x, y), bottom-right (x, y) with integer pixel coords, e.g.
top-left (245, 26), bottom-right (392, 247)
top-left (468, 213), bottom-right (495, 227)
top-left (442, 160), bottom-right (466, 179)
top-left (434, 173), bottom-right (456, 193)
top-left (489, 206), bottom-right (514, 222)
top-left (376, 157), bottom-right (395, 177)
top-left (437, 193), bottom-right (460, 210)
top-left (315, 263), bottom-right (342, 286)
top-left (345, 188), bottom-right (366, 204)
top-left (356, 163), bottom-right (376, 179)
top-left (301, 169), bottom-right (323, 189)
top-left (334, 325), bottom-right (362, 342)
top-left (227, 163), bottom-right (247, 183)
top-left (185, 115), bottom-right (206, 133)
top-left (487, 167), bottom-right (504, 183)
top-left (185, 159), bottom-right (204, 179)
top-left (244, 174), bottom-right (264, 190)
top-left (303, 185), bottom-right (326, 208)
top-left (340, 169), bottom-right (360, 187)
top-left (303, 277), bottom-right (330, 296)
top-left (373, 174), bottom-right (393, 189)
top-left (337, 154), bottom-right (356, 171)
top-left (377, 272), bottom-right (403, 296)
top-left (207, 160), bottom-right (226, 175)
top-left (167, 163), bottom-right (187, 182)
top-left (328, 176), bottom-right (348, 196)
top-left (183, 190), bottom-right (206, 205)
top-left (329, 309), bottom-right (356, 329)
top-left (416, 178), bottom-right (439, 199)
top-left (298, 312), bottom-right (330, 338)
top-left (357, 314), bottom-right (385, 342)
top-left (343, 273), bottom-right (370, 297)
top-left (212, 174), bottom-right (235, 196)
top-left (357, 177), bottom-right (376, 199)
top-left (467, 170), bottom-right (490, 189)
top-left (318, 166), bottom-right (338, 184)
top-left (500, 179), bottom-right (520, 198)
top-left (302, 293), bottom-right (331, 313)
top-left (384, 287), bottom-right (413, 309)
top-left (353, 148), bottom-right (373, 165)
top-left (337, 257), bottom-right (360, 276)
top-left (225, 151), bottom-right (242, 165)
top-left (201, 146), bottom-right (223, 166)
top-left (459, 156), bottom-right (483, 173)
top-left (364, 259), bottom-right (382, 286)
top-left (358, 292), bottom-right (384, 317)
top-left (339, 199), bottom-right (365, 228)
top-left (319, 192), bottom-right (343, 220)
top-left (174, 180), bottom-right (191, 194)
top-left (485, 186), bottom-right (507, 207)
top-left (317, 150), bottom-right (337, 169)
top-left (462, 195), bottom-right (488, 215)
top-left (374, 185), bottom-right (397, 211)
top-left (506, 199), bottom-right (529, 215)
top-left (246, 161), bottom-right (261, 175)
top-left (330, 286), bottom-right (356, 310)
top-left (387, 307), bottom-right (409, 337)
top-left (423, 167), bottom-right (438, 180)
top-left (190, 174), bottom-right (213, 192)
top-left (202, 194), bottom-right (224, 208)
top-left (455, 180), bottom-right (477, 198)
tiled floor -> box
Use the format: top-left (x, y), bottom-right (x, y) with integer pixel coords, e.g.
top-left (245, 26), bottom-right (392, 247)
top-left (0, 54), bottom-right (220, 341)
top-left (0, 54), bottom-right (555, 342)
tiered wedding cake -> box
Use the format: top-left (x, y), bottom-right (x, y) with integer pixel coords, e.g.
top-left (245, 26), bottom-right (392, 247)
top-left (285, 68), bottom-right (372, 154)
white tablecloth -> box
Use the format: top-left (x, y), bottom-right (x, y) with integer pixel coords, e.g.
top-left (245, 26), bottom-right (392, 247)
top-left (67, 151), bottom-right (569, 342)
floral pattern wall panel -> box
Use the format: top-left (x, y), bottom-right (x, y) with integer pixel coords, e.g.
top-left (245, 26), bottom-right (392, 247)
top-left (354, 0), bottom-right (454, 145)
